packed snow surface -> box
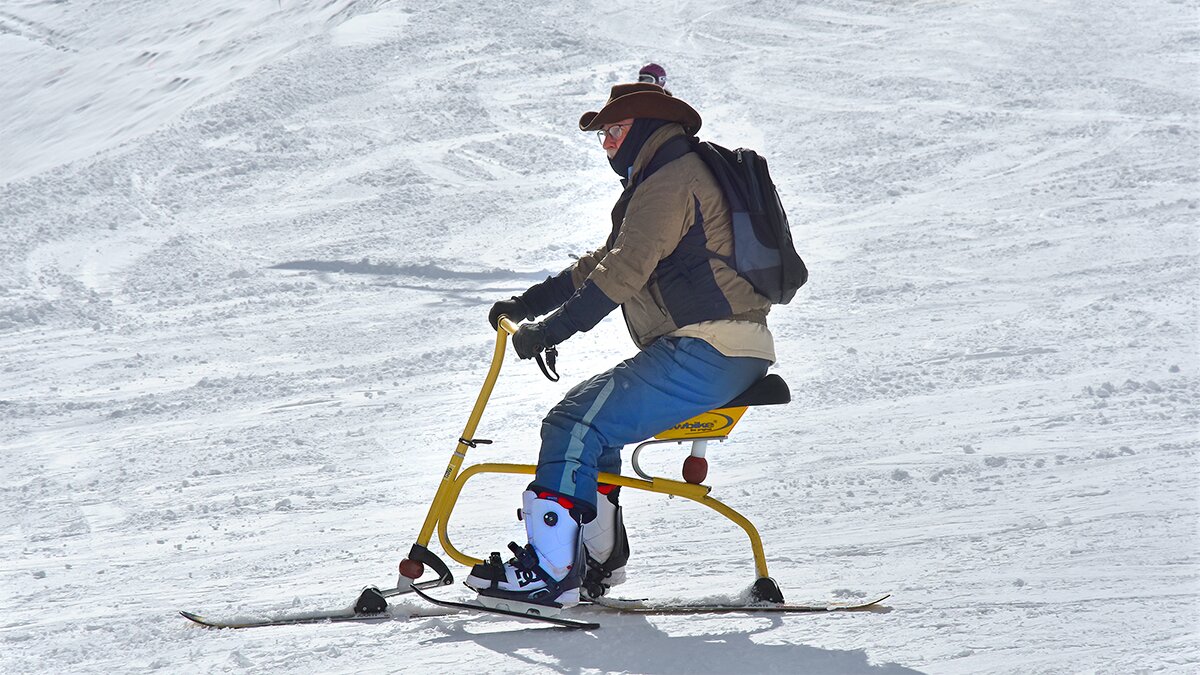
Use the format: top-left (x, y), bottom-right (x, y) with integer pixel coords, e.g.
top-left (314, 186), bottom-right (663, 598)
top-left (1, 0), bottom-right (1197, 673)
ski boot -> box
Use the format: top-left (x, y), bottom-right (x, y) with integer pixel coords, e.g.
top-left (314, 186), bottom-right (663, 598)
top-left (465, 490), bottom-right (584, 615)
top-left (581, 484), bottom-right (629, 599)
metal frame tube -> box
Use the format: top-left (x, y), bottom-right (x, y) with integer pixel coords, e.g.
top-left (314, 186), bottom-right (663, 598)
top-left (434, 462), bottom-right (770, 579)
top-left (412, 318), bottom-right (519, 546)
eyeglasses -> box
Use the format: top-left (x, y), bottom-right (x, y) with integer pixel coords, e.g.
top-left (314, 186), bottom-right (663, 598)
top-left (596, 123), bottom-right (632, 144)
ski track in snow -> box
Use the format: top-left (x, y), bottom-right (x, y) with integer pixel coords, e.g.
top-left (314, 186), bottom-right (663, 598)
top-left (1, 0), bottom-right (1197, 673)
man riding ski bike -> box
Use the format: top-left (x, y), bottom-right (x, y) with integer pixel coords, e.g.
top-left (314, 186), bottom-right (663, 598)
top-left (465, 81), bottom-right (777, 614)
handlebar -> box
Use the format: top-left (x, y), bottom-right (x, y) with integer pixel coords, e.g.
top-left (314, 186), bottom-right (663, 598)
top-left (497, 315), bottom-right (520, 336)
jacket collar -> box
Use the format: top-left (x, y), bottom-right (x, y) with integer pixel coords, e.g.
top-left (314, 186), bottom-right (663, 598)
top-left (627, 123), bottom-right (687, 183)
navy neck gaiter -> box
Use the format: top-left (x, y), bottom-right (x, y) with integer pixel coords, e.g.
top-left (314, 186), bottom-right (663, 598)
top-left (608, 118), bottom-right (670, 179)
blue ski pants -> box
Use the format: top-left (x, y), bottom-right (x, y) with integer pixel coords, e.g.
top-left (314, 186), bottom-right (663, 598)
top-left (530, 336), bottom-right (770, 519)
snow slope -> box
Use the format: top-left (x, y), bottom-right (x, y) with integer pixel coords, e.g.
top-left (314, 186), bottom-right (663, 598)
top-left (1, 0), bottom-right (1197, 673)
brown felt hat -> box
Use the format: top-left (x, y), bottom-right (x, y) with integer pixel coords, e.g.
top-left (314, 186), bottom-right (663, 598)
top-left (579, 82), bottom-right (702, 134)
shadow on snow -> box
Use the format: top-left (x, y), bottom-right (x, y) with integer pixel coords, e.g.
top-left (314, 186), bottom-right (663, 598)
top-left (421, 612), bottom-right (924, 675)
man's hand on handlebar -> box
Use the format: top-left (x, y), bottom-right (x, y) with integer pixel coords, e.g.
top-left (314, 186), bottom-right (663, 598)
top-left (512, 322), bottom-right (549, 359)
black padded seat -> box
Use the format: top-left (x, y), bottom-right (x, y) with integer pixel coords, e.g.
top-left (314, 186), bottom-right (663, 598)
top-left (720, 374), bottom-right (790, 408)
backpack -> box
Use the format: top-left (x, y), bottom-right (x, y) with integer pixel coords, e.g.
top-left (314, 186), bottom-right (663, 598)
top-left (642, 136), bottom-right (808, 304)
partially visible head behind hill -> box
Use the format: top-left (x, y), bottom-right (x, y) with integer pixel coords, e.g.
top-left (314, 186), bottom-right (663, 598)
top-left (638, 63), bottom-right (668, 92)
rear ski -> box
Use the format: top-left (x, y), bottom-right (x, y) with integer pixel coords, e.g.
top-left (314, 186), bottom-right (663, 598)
top-left (589, 594), bottom-right (891, 614)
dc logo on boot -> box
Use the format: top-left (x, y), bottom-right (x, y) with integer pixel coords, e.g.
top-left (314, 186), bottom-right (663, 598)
top-left (515, 568), bottom-right (538, 587)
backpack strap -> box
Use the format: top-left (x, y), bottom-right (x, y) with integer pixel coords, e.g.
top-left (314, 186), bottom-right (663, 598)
top-left (663, 140), bottom-right (739, 268)
top-left (609, 135), bottom-right (696, 248)
top-left (631, 135), bottom-right (694, 188)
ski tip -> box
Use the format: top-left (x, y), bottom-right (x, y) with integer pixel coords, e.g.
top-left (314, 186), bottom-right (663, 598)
top-left (179, 610), bottom-right (214, 627)
top-left (825, 593), bottom-right (892, 610)
top-left (835, 594), bottom-right (891, 612)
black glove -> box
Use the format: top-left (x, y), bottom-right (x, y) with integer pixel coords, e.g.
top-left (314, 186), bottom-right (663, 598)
top-left (488, 296), bottom-right (531, 330)
top-left (512, 322), bottom-right (549, 360)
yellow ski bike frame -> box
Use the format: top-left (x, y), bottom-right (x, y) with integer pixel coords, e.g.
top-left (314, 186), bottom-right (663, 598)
top-left (391, 317), bottom-right (790, 604)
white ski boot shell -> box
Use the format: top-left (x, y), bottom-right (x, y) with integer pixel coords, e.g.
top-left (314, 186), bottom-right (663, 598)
top-left (465, 490), bottom-right (584, 614)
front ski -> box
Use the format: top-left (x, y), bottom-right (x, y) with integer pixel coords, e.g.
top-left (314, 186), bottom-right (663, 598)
top-left (180, 607), bottom-right (394, 629)
top-left (589, 593), bottom-right (891, 615)
top-left (410, 585), bottom-right (599, 630)
top-left (180, 585), bottom-right (426, 629)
